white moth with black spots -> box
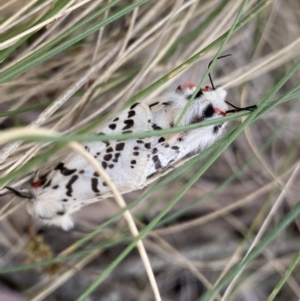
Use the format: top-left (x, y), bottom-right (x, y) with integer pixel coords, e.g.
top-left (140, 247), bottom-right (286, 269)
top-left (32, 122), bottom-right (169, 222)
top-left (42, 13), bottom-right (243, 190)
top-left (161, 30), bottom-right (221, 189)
top-left (5, 56), bottom-right (256, 230)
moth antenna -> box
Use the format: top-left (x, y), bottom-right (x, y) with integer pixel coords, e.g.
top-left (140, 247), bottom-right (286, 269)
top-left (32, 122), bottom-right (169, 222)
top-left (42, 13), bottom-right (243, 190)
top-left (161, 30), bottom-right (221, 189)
top-left (226, 102), bottom-right (257, 113)
top-left (208, 54), bottom-right (232, 90)
top-left (207, 54), bottom-right (256, 113)
top-left (5, 186), bottom-right (33, 199)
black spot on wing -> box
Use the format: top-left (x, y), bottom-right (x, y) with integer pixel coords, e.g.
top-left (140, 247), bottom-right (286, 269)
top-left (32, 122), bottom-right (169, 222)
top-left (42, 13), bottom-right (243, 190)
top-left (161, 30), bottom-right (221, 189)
top-left (55, 163), bottom-right (76, 176)
top-left (109, 123), bottom-right (117, 130)
top-left (144, 142), bottom-right (151, 149)
top-left (162, 101), bottom-right (172, 105)
top-left (102, 161), bottom-right (108, 169)
top-left (213, 124), bottom-right (223, 135)
top-left (66, 175), bottom-right (78, 197)
top-left (106, 146), bottom-right (113, 153)
top-left (128, 110), bottom-right (136, 118)
top-left (116, 142), bottom-right (125, 151)
top-left (104, 154), bottom-right (112, 161)
top-left (152, 124), bottom-right (162, 130)
top-left (202, 104), bottom-right (214, 118)
top-left (158, 137), bottom-right (165, 143)
top-left (52, 185), bottom-right (59, 189)
top-left (113, 153), bottom-right (121, 163)
top-left (130, 103), bottom-right (139, 109)
top-left (113, 117), bottom-right (119, 122)
top-left (91, 178), bottom-right (100, 193)
top-left (123, 119), bottom-right (134, 130)
top-left (152, 155), bottom-right (162, 170)
top-left (149, 102), bottom-right (159, 108)
top-left (56, 211), bottom-right (65, 216)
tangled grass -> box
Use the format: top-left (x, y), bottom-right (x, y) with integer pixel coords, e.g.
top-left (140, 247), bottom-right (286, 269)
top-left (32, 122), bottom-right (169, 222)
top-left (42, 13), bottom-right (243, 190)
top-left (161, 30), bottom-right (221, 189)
top-left (0, 0), bottom-right (300, 300)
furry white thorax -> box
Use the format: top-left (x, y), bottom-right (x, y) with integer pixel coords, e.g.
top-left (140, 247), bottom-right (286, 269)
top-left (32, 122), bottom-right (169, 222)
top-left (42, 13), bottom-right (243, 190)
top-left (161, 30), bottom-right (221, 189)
top-left (23, 85), bottom-right (228, 230)
top-left (147, 86), bottom-right (228, 176)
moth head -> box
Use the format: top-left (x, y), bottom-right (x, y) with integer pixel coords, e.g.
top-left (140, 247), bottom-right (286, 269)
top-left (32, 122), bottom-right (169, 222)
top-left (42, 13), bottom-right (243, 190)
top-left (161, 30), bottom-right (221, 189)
top-left (175, 83), bottom-right (228, 121)
top-left (175, 54), bottom-right (257, 119)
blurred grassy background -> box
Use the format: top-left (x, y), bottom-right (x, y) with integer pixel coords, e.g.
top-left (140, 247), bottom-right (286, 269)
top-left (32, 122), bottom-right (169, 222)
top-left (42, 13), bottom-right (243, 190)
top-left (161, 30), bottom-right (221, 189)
top-left (0, 0), bottom-right (300, 300)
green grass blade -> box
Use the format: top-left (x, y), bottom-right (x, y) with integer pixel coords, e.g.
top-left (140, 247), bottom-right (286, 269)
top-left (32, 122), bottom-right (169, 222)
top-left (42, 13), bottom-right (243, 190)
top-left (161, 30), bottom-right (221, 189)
top-left (198, 202), bottom-right (300, 301)
top-left (0, 0), bottom-right (71, 61)
top-left (266, 251), bottom-right (300, 301)
top-left (0, 0), bottom-right (149, 84)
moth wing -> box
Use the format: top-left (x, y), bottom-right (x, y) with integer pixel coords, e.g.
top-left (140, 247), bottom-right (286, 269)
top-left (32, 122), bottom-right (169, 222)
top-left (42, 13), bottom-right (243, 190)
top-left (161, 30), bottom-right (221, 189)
top-left (147, 153), bottom-right (196, 185)
top-left (40, 103), bottom-right (153, 208)
top-left (93, 102), bottom-right (153, 192)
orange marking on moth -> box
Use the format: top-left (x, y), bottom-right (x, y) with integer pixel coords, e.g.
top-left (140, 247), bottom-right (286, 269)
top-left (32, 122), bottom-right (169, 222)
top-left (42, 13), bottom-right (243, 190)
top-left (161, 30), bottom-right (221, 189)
top-left (214, 108), bottom-right (226, 116)
top-left (181, 82), bottom-right (196, 90)
top-left (176, 82), bottom-right (196, 93)
top-left (32, 180), bottom-right (42, 188)
top-left (203, 86), bottom-right (212, 92)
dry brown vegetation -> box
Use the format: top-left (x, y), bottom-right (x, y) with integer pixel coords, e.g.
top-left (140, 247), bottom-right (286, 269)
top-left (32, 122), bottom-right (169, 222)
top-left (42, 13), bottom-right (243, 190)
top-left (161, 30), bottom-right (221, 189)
top-left (0, 0), bottom-right (300, 300)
